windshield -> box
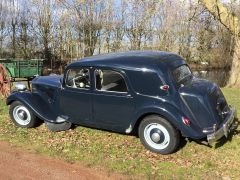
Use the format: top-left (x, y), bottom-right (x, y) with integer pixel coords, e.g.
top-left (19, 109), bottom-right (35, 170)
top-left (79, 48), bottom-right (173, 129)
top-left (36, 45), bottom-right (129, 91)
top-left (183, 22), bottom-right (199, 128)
top-left (172, 65), bottom-right (192, 84)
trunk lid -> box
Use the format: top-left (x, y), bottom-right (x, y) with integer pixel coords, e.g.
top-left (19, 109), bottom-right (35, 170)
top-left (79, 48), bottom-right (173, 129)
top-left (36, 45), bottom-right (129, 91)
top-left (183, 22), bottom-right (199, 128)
top-left (179, 78), bottom-right (229, 129)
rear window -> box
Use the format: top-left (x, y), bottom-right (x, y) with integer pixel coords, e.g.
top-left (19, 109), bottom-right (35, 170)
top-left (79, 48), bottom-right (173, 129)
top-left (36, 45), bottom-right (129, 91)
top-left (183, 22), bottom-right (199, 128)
top-left (172, 65), bottom-right (192, 84)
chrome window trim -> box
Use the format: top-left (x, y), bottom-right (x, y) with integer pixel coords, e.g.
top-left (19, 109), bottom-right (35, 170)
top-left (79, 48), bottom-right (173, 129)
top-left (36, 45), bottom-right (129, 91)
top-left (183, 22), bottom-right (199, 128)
top-left (94, 69), bottom-right (129, 94)
top-left (65, 68), bottom-right (91, 90)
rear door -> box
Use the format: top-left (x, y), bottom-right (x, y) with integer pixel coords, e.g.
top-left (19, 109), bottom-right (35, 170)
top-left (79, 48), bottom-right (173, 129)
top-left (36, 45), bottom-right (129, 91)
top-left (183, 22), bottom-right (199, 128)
top-left (92, 68), bottom-right (135, 132)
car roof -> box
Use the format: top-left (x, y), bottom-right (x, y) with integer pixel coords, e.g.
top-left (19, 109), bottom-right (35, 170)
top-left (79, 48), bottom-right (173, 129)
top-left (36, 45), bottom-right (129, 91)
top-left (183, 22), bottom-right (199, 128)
top-left (68, 51), bottom-right (186, 71)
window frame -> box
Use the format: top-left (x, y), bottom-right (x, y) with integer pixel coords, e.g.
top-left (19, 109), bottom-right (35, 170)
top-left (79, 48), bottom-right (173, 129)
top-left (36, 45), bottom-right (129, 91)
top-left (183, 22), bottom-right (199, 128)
top-left (94, 68), bottom-right (129, 94)
top-left (65, 67), bottom-right (91, 90)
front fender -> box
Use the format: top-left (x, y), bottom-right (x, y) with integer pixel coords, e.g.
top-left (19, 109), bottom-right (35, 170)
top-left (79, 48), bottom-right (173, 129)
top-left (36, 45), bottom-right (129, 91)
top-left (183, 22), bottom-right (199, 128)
top-left (7, 92), bottom-right (57, 123)
top-left (132, 103), bottom-right (205, 139)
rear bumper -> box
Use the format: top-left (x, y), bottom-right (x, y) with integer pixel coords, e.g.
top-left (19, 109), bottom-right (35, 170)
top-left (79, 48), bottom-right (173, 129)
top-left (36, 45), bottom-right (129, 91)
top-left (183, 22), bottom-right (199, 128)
top-left (206, 107), bottom-right (238, 144)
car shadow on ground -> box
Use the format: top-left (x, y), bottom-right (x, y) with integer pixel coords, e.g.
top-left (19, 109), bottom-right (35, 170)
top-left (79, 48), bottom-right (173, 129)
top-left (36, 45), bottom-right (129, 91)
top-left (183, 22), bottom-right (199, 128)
top-left (215, 128), bottom-right (240, 148)
top-left (70, 120), bottom-right (239, 152)
top-left (72, 124), bottom-right (189, 153)
top-left (177, 137), bottom-right (188, 152)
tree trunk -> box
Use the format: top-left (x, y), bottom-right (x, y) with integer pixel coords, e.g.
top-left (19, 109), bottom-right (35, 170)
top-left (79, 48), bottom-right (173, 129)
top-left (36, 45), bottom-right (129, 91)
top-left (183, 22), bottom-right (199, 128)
top-left (200, 0), bottom-right (240, 87)
top-left (12, 21), bottom-right (16, 58)
top-left (43, 35), bottom-right (51, 65)
top-left (21, 21), bottom-right (28, 59)
top-left (227, 37), bottom-right (240, 87)
top-left (0, 25), bottom-right (3, 56)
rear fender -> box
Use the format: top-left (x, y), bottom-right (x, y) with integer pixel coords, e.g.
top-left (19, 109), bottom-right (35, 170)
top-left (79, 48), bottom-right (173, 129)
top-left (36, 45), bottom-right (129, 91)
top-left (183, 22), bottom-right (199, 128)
top-left (132, 104), bottom-right (205, 139)
top-left (7, 92), bottom-right (57, 123)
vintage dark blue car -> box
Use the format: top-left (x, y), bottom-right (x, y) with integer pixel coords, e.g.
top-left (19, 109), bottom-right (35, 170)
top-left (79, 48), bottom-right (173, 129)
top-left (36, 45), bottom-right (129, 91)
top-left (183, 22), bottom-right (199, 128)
top-left (6, 51), bottom-right (238, 154)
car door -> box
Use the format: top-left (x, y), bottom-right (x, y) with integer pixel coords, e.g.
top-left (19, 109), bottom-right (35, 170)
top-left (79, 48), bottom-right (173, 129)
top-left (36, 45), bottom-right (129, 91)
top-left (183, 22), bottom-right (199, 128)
top-left (59, 67), bottom-right (94, 125)
top-left (92, 68), bottom-right (135, 132)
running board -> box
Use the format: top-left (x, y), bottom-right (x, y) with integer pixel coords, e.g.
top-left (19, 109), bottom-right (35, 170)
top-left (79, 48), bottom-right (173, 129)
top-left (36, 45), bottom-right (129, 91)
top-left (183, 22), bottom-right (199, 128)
top-left (45, 115), bottom-right (72, 132)
top-left (56, 115), bottom-right (69, 123)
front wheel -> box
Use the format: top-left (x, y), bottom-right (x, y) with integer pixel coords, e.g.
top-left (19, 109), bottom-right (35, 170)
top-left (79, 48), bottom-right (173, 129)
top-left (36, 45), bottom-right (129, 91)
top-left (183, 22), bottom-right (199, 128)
top-left (139, 115), bottom-right (180, 154)
top-left (9, 101), bottom-right (38, 128)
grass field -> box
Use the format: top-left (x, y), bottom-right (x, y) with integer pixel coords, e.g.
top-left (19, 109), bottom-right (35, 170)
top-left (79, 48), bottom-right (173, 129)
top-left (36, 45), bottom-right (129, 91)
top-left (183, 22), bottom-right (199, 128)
top-left (0, 88), bottom-right (240, 179)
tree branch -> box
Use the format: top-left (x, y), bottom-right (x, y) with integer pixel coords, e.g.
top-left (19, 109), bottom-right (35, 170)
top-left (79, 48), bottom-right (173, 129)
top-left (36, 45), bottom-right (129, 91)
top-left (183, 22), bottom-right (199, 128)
top-left (200, 0), bottom-right (240, 36)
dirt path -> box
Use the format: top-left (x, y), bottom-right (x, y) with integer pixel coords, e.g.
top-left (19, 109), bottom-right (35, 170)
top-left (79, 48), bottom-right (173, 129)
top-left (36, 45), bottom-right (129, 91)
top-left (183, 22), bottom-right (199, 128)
top-left (0, 141), bottom-right (127, 180)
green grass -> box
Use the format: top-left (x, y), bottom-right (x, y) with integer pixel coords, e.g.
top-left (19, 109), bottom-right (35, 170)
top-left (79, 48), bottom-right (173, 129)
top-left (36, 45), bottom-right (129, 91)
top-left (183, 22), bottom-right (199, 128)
top-left (0, 88), bottom-right (240, 179)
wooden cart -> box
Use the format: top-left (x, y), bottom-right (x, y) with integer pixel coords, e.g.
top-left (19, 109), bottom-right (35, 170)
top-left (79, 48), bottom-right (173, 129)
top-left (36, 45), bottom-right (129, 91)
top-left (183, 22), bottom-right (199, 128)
top-left (0, 59), bottom-right (44, 97)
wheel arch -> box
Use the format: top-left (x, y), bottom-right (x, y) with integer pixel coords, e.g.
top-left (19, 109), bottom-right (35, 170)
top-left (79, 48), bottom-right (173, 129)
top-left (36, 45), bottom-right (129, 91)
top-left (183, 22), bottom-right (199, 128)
top-left (131, 109), bottom-right (181, 136)
top-left (6, 99), bottom-right (15, 106)
top-left (131, 105), bottom-right (205, 139)
top-left (9, 100), bottom-right (41, 128)
top-left (7, 92), bottom-right (56, 123)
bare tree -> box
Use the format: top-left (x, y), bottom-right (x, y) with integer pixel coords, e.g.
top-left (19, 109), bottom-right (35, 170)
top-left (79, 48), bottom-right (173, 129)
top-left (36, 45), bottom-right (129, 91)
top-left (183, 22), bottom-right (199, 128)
top-left (110, 0), bottom-right (126, 52)
top-left (0, 0), bottom-right (8, 57)
top-left (62, 0), bottom-right (105, 57)
top-left (125, 0), bottom-right (154, 50)
top-left (30, 0), bottom-right (55, 64)
top-left (9, 0), bottom-right (20, 58)
top-left (200, 0), bottom-right (240, 87)
top-left (0, 0), bottom-right (236, 81)
top-left (17, 0), bottom-right (33, 59)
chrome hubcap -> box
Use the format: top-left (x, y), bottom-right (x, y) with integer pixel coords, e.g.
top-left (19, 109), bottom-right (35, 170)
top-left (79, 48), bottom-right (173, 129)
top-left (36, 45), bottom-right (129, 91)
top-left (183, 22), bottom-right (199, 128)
top-left (13, 105), bottom-right (31, 126)
top-left (144, 123), bottom-right (170, 150)
top-left (151, 132), bottom-right (161, 143)
top-left (18, 110), bottom-right (26, 119)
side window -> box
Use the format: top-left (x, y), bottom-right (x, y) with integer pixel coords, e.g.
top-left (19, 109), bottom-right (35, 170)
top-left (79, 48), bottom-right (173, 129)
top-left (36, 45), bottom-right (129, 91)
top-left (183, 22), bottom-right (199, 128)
top-left (95, 69), bottom-right (127, 93)
top-left (128, 71), bottom-right (166, 96)
top-left (66, 68), bottom-right (90, 89)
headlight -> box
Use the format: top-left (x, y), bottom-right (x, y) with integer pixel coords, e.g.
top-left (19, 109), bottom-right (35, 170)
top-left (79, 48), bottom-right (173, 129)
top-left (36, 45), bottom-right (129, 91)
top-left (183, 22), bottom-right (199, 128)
top-left (15, 82), bottom-right (27, 91)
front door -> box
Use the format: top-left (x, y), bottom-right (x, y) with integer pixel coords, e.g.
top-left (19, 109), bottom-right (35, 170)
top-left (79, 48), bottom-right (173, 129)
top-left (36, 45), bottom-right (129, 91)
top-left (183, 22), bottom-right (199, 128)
top-left (59, 67), bottom-right (93, 125)
top-left (92, 68), bottom-right (135, 132)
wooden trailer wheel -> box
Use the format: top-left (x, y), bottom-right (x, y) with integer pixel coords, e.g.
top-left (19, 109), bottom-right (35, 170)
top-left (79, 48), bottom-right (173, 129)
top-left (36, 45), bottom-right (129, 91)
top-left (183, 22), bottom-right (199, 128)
top-left (0, 64), bottom-right (11, 98)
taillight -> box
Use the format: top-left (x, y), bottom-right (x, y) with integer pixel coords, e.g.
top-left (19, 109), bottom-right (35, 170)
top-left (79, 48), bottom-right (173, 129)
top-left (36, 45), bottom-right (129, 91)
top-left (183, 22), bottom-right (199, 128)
top-left (160, 85), bottom-right (169, 91)
top-left (182, 117), bottom-right (191, 126)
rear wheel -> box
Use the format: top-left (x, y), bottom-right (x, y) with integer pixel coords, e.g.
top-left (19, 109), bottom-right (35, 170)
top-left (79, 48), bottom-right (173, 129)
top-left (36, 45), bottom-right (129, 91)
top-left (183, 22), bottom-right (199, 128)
top-left (9, 101), bottom-right (38, 128)
top-left (139, 115), bottom-right (180, 154)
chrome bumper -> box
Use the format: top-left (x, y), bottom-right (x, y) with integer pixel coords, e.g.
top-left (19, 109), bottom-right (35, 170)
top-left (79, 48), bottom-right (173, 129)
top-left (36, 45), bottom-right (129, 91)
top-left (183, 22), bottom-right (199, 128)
top-left (207, 107), bottom-right (238, 144)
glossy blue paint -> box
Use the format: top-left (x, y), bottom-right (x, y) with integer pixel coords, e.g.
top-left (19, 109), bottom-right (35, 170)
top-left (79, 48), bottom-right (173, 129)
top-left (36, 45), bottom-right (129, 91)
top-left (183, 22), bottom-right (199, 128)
top-left (6, 51), bottom-right (234, 140)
